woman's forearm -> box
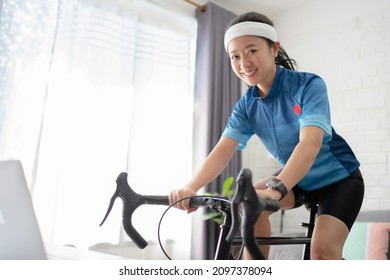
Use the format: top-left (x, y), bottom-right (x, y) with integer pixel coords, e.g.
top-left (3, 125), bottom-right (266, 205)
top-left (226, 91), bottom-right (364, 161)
top-left (185, 137), bottom-right (238, 192)
top-left (277, 126), bottom-right (324, 190)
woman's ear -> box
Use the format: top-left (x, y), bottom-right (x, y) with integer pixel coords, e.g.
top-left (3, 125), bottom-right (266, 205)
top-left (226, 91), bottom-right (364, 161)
top-left (273, 41), bottom-right (281, 57)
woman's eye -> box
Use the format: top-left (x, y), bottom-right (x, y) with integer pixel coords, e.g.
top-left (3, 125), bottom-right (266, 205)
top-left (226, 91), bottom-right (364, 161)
top-left (231, 55), bottom-right (238, 60)
top-left (248, 49), bottom-right (257, 54)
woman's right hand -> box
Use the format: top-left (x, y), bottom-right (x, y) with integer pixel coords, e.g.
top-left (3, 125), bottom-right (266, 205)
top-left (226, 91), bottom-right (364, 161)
top-left (169, 187), bottom-right (198, 213)
top-left (168, 137), bottom-right (238, 213)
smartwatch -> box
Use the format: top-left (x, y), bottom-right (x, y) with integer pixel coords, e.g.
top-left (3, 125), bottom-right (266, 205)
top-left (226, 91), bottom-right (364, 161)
top-left (266, 178), bottom-right (288, 200)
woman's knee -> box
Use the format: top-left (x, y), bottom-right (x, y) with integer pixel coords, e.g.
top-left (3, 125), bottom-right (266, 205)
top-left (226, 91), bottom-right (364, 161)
top-left (310, 215), bottom-right (348, 260)
top-left (310, 239), bottom-right (343, 260)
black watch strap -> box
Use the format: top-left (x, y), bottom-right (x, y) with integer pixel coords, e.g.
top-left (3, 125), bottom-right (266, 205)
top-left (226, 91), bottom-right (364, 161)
top-left (266, 178), bottom-right (288, 200)
top-left (275, 185), bottom-right (287, 200)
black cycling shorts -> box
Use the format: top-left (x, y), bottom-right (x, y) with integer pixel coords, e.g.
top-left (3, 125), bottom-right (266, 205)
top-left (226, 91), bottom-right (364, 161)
top-left (274, 169), bottom-right (365, 231)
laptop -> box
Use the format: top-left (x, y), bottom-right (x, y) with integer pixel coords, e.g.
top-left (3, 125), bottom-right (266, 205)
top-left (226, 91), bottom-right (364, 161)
top-left (0, 159), bottom-right (128, 260)
top-left (0, 159), bottom-right (47, 260)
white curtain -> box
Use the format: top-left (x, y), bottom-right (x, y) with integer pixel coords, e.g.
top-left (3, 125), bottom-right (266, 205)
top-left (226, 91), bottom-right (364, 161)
top-left (0, 0), bottom-right (58, 179)
top-left (0, 0), bottom-right (196, 258)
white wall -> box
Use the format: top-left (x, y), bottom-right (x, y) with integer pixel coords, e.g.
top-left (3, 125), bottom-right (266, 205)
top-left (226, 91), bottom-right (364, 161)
top-left (243, 0), bottom-right (390, 233)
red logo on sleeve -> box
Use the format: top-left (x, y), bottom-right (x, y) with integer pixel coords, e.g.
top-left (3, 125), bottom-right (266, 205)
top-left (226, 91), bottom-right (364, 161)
top-left (294, 104), bottom-right (301, 115)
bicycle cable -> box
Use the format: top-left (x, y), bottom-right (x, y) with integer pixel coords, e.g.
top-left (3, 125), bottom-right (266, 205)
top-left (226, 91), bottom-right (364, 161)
top-left (157, 195), bottom-right (231, 260)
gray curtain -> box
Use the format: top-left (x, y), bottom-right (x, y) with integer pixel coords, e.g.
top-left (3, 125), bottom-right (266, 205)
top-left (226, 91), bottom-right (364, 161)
top-left (192, 2), bottom-right (241, 260)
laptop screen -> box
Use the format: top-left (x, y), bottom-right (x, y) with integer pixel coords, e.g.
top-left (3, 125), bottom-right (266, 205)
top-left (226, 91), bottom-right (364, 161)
top-left (0, 160), bottom-right (47, 260)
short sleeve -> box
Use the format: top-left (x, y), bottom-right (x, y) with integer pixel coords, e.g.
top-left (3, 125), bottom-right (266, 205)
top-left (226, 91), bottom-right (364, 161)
top-left (298, 77), bottom-right (332, 142)
top-left (222, 95), bottom-right (254, 150)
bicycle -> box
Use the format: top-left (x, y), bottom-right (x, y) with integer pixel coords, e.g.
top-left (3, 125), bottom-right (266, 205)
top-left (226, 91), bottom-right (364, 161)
top-left (99, 168), bottom-right (318, 260)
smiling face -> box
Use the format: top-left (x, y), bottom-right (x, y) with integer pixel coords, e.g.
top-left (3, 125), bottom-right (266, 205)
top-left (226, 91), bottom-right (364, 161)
top-left (228, 36), bottom-right (280, 95)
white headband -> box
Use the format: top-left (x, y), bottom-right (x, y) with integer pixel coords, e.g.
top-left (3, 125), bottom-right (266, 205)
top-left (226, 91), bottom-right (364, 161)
top-left (224, 21), bottom-right (277, 52)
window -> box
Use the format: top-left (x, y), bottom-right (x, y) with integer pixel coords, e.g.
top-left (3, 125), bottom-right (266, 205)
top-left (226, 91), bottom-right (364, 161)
top-left (0, 0), bottom-right (196, 258)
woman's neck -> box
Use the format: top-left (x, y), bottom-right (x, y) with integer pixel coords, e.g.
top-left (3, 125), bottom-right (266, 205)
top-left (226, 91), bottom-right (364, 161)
top-left (257, 65), bottom-right (277, 98)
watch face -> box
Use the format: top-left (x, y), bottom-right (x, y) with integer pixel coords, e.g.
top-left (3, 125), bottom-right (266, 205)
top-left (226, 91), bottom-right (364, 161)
top-left (267, 178), bottom-right (282, 188)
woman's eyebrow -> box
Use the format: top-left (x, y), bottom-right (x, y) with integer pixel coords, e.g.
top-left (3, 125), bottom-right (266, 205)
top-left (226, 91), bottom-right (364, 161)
top-left (229, 43), bottom-right (259, 54)
top-left (243, 43), bottom-right (259, 50)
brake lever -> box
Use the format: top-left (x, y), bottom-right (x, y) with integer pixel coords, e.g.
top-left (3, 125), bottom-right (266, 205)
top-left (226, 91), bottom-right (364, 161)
top-left (225, 168), bottom-right (248, 243)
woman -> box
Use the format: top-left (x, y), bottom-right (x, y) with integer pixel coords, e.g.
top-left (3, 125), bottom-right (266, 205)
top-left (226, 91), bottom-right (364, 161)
top-left (169, 12), bottom-right (364, 260)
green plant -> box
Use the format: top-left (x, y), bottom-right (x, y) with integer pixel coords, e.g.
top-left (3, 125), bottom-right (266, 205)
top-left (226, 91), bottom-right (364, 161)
top-left (202, 176), bottom-right (235, 225)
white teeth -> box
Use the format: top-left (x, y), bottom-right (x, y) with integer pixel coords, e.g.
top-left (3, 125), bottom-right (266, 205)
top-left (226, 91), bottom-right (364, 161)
top-left (243, 69), bottom-right (256, 76)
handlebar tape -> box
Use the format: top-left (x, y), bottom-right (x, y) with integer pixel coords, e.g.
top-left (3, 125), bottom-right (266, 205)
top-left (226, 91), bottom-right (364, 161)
top-left (263, 199), bottom-right (280, 212)
top-left (121, 194), bottom-right (169, 249)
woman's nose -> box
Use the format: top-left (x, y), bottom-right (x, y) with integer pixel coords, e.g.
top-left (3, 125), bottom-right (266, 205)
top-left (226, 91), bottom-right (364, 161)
top-left (240, 56), bottom-right (251, 69)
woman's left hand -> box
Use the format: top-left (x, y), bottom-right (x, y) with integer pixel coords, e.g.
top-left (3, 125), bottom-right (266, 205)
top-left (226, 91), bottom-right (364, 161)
top-left (256, 188), bottom-right (283, 201)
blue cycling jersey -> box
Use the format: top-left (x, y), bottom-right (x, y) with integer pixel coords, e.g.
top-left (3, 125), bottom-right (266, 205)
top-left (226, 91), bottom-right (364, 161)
top-left (222, 66), bottom-right (360, 190)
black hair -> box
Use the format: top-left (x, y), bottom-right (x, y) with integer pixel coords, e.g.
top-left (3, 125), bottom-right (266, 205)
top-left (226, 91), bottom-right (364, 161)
top-left (226, 12), bottom-right (297, 71)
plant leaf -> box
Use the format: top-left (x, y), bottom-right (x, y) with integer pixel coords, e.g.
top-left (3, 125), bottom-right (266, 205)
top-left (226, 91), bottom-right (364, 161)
top-left (204, 192), bottom-right (219, 197)
top-left (202, 211), bottom-right (221, 220)
top-left (222, 176), bottom-right (234, 197)
top-left (211, 216), bottom-right (224, 225)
